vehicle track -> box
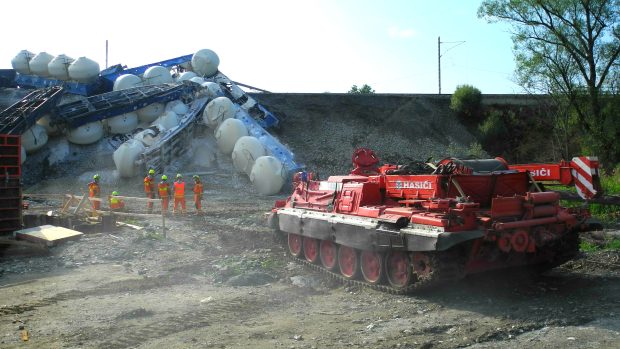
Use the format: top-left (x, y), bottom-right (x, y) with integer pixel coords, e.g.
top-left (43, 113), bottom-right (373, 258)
top-left (0, 274), bottom-right (196, 316)
top-left (66, 293), bottom-right (277, 349)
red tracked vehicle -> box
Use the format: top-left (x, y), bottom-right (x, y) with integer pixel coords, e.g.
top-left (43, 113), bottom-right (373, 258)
top-left (268, 148), bottom-right (601, 293)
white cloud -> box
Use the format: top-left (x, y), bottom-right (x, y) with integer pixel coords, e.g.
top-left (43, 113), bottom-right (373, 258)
top-left (388, 26), bottom-right (416, 38)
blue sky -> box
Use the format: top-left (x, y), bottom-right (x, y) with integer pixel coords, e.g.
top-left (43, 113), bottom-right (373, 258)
top-left (1, 0), bottom-right (520, 94)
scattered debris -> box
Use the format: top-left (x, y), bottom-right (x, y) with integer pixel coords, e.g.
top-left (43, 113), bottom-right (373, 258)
top-left (290, 275), bottom-right (322, 289)
top-left (226, 272), bottom-right (275, 286)
top-left (116, 221), bottom-right (144, 230)
top-left (20, 329), bottom-right (29, 341)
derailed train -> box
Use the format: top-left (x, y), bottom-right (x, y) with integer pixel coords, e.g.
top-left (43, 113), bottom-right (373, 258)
top-left (268, 148), bottom-right (601, 293)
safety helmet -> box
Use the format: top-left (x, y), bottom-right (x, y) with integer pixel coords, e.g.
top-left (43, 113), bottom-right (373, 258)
top-left (193, 175), bottom-right (200, 180)
top-left (148, 169), bottom-right (155, 175)
top-left (162, 175), bottom-right (168, 181)
top-left (112, 191), bottom-right (119, 196)
top-left (93, 174), bottom-right (100, 181)
top-left (176, 173), bottom-right (182, 179)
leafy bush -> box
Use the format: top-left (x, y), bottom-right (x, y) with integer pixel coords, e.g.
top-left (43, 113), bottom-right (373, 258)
top-left (478, 110), bottom-right (507, 141)
top-left (348, 84), bottom-right (375, 94)
top-left (450, 84), bottom-right (482, 119)
top-left (587, 165), bottom-right (620, 225)
top-left (467, 142), bottom-right (486, 158)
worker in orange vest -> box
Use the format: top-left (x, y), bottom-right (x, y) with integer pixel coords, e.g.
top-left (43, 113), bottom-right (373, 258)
top-left (158, 175), bottom-right (170, 214)
top-left (109, 191), bottom-right (125, 211)
top-left (192, 175), bottom-right (204, 215)
top-left (88, 174), bottom-right (101, 210)
top-left (173, 173), bottom-right (186, 215)
top-left (144, 169), bottom-right (156, 213)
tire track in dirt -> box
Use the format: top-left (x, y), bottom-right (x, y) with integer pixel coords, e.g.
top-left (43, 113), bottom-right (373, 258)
top-left (0, 274), bottom-right (196, 316)
top-left (67, 293), bottom-right (278, 349)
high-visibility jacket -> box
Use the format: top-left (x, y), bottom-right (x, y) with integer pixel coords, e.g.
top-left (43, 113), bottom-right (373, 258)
top-left (110, 196), bottom-right (124, 209)
top-left (193, 182), bottom-right (203, 196)
top-left (144, 175), bottom-right (156, 193)
top-left (88, 181), bottom-right (100, 197)
top-left (174, 181), bottom-right (185, 198)
top-left (158, 182), bottom-right (170, 198)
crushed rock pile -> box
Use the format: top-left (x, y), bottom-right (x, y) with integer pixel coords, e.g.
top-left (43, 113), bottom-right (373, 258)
top-left (252, 93), bottom-right (481, 177)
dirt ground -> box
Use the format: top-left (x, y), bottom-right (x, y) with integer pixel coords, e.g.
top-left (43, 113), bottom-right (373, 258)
top-left (1, 92), bottom-right (619, 348)
top-left (1, 174), bottom-right (620, 349)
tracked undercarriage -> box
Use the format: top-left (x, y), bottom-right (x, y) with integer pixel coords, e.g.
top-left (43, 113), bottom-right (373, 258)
top-left (268, 149), bottom-right (598, 293)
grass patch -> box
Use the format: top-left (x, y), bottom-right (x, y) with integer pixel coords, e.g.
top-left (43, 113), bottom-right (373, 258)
top-left (600, 170), bottom-right (620, 194)
top-left (122, 218), bottom-right (142, 226)
top-left (590, 170), bottom-right (620, 226)
top-left (606, 238), bottom-right (620, 250)
top-left (580, 240), bottom-right (600, 252)
top-left (213, 253), bottom-right (284, 278)
top-left (141, 230), bottom-right (165, 241)
top-left (552, 169), bottom-right (620, 227)
top-left (580, 238), bottom-right (620, 252)
top-left (260, 256), bottom-right (287, 271)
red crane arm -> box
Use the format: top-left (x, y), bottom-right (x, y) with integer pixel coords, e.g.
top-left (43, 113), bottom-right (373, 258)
top-left (508, 157), bottom-right (601, 199)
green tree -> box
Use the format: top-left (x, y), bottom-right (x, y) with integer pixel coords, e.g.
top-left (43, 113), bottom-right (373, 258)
top-left (450, 84), bottom-right (482, 119)
top-left (348, 84), bottom-right (375, 94)
top-left (478, 0), bottom-right (620, 165)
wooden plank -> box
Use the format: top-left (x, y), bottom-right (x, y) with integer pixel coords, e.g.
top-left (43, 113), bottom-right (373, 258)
top-left (116, 221), bottom-right (144, 230)
top-left (66, 207), bottom-right (162, 217)
top-left (15, 225), bottom-right (83, 247)
top-left (73, 194), bottom-right (88, 215)
top-left (61, 194), bottom-right (75, 214)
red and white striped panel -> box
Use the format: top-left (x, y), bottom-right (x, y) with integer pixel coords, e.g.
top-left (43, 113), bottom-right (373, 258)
top-left (570, 157), bottom-right (600, 199)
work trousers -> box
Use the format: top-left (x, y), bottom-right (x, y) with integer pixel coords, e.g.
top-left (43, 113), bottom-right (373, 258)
top-left (174, 197), bottom-right (186, 214)
top-left (161, 197), bottom-right (169, 213)
top-left (194, 194), bottom-right (202, 212)
top-left (146, 192), bottom-right (155, 213)
top-left (90, 195), bottom-right (100, 210)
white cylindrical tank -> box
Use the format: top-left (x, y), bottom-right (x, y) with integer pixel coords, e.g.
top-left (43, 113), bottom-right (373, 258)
top-left (113, 139), bottom-right (146, 178)
top-left (142, 66), bottom-right (173, 85)
top-left (67, 121), bottom-right (104, 145)
top-left (29, 52), bottom-right (54, 77)
top-left (151, 111), bottom-right (179, 130)
top-left (137, 103), bottom-right (164, 122)
top-left (203, 96), bottom-right (235, 128)
top-left (191, 49), bottom-right (220, 77)
top-left (11, 50), bottom-right (35, 74)
top-left (201, 81), bottom-right (222, 98)
top-left (232, 136), bottom-right (266, 175)
top-left (177, 71), bottom-right (197, 82)
top-left (68, 57), bottom-right (100, 83)
top-left (20, 146), bottom-right (26, 164)
top-left (179, 61), bottom-right (192, 71)
top-left (133, 125), bottom-right (165, 147)
top-left (107, 112), bottom-right (139, 134)
top-left (113, 74), bottom-right (142, 91)
top-left (21, 124), bottom-right (48, 154)
top-left (165, 100), bottom-right (188, 116)
top-left (189, 76), bottom-right (205, 85)
top-left (250, 156), bottom-right (286, 195)
top-left (48, 54), bottom-right (74, 80)
top-left (215, 118), bottom-right (248, 155)
top-left (136, 121), bottom-right (150, 130)
top-left (36, 114), bottom-right (60, 136)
